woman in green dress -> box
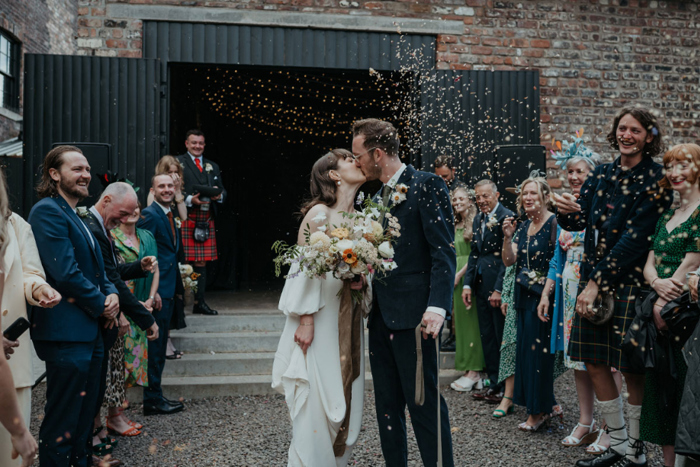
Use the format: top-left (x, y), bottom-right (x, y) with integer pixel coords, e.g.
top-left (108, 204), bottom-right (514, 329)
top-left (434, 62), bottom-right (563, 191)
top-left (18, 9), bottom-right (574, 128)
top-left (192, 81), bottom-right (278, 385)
top-left (450, 186), bottom-right (486, 391)
top-left (108, 205), bottom-right (160, 431)
top-left (641, 143), bottom-right (700, 467)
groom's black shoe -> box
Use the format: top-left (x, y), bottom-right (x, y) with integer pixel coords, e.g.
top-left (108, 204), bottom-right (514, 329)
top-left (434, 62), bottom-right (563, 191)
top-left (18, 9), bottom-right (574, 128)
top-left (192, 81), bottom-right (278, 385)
top-left (193, 301), bottom-right (218, 315)
top-left (575, 448), bottom-right (625, 467)
top-left (144, 399), bottom-right (184, 416)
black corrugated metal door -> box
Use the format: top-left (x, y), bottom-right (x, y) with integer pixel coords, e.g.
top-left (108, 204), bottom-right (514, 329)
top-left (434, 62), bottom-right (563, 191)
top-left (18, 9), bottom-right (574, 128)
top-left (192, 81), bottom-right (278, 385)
top-left (420, 70), bottom-right (540, 183)
top-left (23, 55), bottom-right (161, 213)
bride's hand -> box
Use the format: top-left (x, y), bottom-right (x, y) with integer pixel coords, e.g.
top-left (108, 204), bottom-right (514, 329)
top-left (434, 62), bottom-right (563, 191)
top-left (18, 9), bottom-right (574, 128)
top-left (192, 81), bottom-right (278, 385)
top-left (294, 316), bottom-right (314, 354)
top-left (350, 275), bottom-right (366, 291)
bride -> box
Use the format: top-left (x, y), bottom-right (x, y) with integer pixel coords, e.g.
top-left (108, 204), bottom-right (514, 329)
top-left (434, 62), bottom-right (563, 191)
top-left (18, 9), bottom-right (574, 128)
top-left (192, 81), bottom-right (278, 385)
top-left (272, 149), bottom-right (369, 467)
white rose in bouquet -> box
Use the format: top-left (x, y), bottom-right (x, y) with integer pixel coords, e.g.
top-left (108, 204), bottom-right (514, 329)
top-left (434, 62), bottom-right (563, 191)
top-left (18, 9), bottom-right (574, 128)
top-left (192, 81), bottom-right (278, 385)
top-left (335, 239), bottom-right (355, 254)
top-left (378, 241), bottom-right (395, 259)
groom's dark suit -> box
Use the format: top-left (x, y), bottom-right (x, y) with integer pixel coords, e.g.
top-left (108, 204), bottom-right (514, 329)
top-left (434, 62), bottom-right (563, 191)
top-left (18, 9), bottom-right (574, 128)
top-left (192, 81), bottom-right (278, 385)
top-left (463, 203), bottom-right (514, 391)
top-left (28, 196), bottom-right (117, 467)
top-left (369, 164), bottom-right (456, 467)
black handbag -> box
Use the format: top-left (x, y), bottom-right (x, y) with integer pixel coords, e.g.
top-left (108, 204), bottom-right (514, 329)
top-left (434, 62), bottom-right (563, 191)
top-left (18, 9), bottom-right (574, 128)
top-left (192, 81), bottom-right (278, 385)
top-left (622, 290), bottom-right (658, 372)
top-left (660, 292), bottom-right (700, 346)
top-left (193, 221), bottom-right (209, 243)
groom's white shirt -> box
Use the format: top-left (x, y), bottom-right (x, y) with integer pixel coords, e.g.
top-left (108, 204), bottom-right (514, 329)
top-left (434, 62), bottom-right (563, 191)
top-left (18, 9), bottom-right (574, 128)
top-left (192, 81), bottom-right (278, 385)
top-left (384, 163), bottom-right (447, 319)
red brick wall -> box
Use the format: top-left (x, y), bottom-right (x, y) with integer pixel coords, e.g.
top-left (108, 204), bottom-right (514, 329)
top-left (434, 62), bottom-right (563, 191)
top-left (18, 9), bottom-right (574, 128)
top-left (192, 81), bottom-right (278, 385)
top-left (29, 0), bottom-right (700, 185)
top-left (0, 0), bottom-right (77, 141)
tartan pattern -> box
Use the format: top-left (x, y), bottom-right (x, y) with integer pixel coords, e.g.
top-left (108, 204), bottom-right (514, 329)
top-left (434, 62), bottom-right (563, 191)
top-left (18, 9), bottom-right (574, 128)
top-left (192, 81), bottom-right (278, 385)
top-left (567, 284), bottom-right (642, 374)
top-left (181, 207), bottom-right (218, 262)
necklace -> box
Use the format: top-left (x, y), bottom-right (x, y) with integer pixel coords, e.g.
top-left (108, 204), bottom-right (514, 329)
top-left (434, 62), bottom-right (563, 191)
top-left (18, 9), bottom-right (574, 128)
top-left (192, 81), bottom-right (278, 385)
top-left (677, 197), bottom-right (700, 212)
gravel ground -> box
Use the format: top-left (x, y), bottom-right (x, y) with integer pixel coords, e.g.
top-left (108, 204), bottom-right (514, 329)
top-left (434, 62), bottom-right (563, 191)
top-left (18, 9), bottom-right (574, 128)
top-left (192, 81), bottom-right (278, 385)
top-left (31, 370), bottom-right (665, 466)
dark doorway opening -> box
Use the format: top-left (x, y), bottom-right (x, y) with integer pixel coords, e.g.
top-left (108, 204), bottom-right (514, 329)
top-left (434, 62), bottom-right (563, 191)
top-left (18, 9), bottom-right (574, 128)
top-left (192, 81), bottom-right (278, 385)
top-left (169, 64), bottom-right (415, 291)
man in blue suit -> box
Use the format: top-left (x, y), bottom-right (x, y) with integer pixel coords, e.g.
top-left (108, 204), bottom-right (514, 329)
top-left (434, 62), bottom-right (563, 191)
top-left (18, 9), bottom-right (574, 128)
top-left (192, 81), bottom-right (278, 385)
top-left (352, 119), bottom-right (456, 467)
top-left (137, 174), bottom-right (185, 415)
top-left (28, 146), bottom-right (120, 467)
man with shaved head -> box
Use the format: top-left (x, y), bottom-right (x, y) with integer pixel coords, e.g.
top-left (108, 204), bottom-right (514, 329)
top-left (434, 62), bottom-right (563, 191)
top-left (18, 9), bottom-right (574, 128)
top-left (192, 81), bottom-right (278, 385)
top-left (82, 182), bottom-right (160, 461)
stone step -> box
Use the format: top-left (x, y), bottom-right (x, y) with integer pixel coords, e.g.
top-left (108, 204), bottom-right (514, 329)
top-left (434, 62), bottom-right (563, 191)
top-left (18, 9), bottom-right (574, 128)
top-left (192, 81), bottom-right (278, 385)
top-left (180, 314), bottom-right (285, 333)
top-left (127, 369), bottom-right (464, 401)
top-left (171, 330), bottom-right (453, 356)
top-left (170, 331), bottom-right (282, 353)
top-left (162, 351), bottom-right (457, 377)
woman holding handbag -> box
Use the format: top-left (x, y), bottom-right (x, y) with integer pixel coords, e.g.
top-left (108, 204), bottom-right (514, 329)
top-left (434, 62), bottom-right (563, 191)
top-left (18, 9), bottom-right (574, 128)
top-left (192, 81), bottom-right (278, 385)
top-left (502, 173), bottom-right (558, 432)
top-left (640, 143), bottom-right (700, 467)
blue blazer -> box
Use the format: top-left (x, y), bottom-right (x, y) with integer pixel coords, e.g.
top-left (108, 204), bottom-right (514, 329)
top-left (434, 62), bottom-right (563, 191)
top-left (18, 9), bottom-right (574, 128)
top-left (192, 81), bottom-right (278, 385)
top-left (137, 203), bottom-right (180, 299)
top-left (372, 165), bottom-right (457, 330)
top-left (28, 196), bottom-right (118, 342)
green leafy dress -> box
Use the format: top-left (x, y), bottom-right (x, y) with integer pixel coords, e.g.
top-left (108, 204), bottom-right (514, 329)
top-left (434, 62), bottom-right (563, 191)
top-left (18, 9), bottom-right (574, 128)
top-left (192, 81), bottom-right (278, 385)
top-left (454, 228), bottom-right (485, 372)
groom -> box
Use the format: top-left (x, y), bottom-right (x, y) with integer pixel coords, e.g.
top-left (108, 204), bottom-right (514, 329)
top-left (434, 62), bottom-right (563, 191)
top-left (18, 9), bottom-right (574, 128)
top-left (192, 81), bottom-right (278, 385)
top-left (352, 119), bottom-right (456, 466)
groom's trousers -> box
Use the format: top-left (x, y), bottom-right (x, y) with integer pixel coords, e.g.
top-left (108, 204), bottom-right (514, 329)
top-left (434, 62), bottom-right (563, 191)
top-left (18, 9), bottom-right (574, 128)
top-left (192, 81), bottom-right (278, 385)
top-left (368, 306), bottom-right (454, 467)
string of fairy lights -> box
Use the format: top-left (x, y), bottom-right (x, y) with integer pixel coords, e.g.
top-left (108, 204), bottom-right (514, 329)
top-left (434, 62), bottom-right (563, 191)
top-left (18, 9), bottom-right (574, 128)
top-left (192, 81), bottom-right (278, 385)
top-left (190, 66), bottom-right (415, 148)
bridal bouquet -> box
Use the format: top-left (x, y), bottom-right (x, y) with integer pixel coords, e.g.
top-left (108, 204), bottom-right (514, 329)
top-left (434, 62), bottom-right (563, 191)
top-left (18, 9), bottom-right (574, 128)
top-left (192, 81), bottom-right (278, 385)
top-left (179, 263), bottom-right (200, 293)
top-left (272, 195), bottom-right (401, 282)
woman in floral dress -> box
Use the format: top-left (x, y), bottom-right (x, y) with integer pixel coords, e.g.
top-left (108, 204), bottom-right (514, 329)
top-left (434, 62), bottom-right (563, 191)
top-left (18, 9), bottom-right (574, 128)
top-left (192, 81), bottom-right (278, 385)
top-left (108, 205), bottom-right (159, 432)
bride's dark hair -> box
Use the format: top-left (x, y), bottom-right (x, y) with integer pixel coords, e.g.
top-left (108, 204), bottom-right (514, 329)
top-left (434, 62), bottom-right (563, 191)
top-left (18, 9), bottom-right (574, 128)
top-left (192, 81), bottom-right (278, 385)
top-left (300, 149), bottom-right (353, 217)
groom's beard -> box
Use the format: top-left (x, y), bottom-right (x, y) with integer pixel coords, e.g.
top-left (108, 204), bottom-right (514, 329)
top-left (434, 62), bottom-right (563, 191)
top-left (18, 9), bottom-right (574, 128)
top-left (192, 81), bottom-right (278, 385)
top-left (365, 155), bottom-right (383, 181)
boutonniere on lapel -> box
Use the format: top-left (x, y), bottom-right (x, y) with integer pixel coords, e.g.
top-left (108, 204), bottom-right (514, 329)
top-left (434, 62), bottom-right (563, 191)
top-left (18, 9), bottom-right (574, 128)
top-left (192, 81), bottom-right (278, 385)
top-left (204, 163), bottom-right (213, 173)
top-left (390, 184), bottom-right (408, 206)
top-left (174, 217), bottom-right (182, 229)
top-left (76, 206), bottom-right (89, 218)
top-left (486, 214), bottom-right (498, 230)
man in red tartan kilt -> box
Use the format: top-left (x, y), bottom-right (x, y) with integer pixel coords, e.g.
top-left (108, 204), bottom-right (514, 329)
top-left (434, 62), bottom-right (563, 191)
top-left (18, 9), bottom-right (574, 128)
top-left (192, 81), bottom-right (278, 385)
top-left (176, 130), bottom-right (227, 315)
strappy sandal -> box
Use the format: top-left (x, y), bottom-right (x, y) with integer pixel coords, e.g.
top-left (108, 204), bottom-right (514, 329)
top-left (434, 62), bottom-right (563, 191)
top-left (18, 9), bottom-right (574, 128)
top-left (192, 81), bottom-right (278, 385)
top-left (585, 427), bottom-right (608, 455)
top-left (93, 426), bottom-right (118, 448)
top-left (562, 420), bottom-right (599, 447)
top-left (493, 396), bottom-right (514, 418)
top-left (518, 413), bottom-right (551, 432)
top-left (92, 441), bottom-right (113, 457)
top-left (115, 407), bottom-right (143, 430)
top-left (107, 416), bottom-right (142, 437)
top-left (551, 404), bottom-right (564, 422)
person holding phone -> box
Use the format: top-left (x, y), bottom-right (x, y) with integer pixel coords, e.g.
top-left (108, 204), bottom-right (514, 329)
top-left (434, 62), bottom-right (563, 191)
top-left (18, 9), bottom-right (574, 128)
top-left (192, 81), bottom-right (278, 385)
top-left (0, 168), bottom-right (61, 466)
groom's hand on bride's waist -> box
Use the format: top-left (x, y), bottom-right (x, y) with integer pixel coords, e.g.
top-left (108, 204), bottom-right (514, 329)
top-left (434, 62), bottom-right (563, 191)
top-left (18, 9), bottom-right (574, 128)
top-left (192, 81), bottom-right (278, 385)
top-left (421, 311), bottom-right (444, 340)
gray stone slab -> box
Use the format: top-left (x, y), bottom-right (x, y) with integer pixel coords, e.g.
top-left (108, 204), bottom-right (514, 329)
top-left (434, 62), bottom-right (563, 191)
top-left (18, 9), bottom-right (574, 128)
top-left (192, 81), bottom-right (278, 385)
top-left (107, 4), bottom-right (464, 35)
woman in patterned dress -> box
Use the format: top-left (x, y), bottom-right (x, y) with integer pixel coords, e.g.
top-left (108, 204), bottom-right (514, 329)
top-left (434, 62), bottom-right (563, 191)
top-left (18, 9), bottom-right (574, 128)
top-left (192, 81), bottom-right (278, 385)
top-left (539, 151), bottom-right (623, 452)
top-left (554, 107), bottom-right (671, 467)
top-left (105, 204), bottom-right (160, 435)
top-left (449, 186), bottom-right (486, 391)
top-left (640, 143), bottom-right (700, 467)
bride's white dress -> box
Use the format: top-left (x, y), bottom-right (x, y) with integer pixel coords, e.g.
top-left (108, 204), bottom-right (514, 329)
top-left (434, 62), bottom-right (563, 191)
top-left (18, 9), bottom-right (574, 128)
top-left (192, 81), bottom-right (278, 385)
top-left (272, 266), bottom-right (365, 467)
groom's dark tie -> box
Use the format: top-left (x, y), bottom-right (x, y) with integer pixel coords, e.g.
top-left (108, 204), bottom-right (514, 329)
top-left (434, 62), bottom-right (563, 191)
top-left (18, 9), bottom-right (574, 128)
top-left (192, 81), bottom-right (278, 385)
top-left (379, 184), bottom-right (392, 225)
